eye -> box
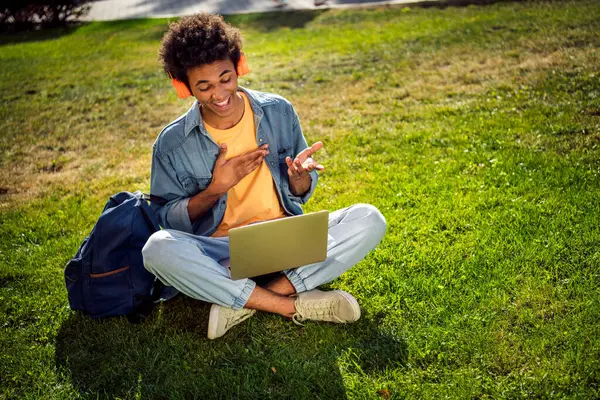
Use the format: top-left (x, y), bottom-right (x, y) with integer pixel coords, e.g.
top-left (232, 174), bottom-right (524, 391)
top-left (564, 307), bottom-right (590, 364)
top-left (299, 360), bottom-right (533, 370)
top-left (221, 77), bottom-right (232, 84)
top-left (198, 86), bottom-right (210, 92)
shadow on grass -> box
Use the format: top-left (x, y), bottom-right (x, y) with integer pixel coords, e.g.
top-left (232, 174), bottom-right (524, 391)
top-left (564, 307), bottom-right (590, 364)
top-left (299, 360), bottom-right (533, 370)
top-left (225, 10), bottom-right (324, 32)
top-left (55, 294), bottom-right (406, 399)
top-left (0, 24), bottom-right (81, 47)
top-left (125, 0), bottom-right (322, 31)
top-left (74, 18), bottom-right (171, 42)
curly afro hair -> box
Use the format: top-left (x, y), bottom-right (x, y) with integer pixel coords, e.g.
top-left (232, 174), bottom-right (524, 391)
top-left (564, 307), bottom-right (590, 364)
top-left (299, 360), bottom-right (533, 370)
top-left (159, 13), bottom-right (243, 87)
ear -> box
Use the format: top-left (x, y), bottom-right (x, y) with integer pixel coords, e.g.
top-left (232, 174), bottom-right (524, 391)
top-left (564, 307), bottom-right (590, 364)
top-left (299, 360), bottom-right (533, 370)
top-left (236, 53), bottom-right (250, 77)
top-left (169, 73), bottom-right (192, 99)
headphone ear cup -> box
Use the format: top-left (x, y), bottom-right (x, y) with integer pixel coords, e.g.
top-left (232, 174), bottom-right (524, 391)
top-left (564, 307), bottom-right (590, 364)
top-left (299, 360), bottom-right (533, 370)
top-left (236, 53), bottom-right (250, 77)
top-left (168, 72), bottom-right (192, 99)
top-left (172, 79), bottom-right (192, 99)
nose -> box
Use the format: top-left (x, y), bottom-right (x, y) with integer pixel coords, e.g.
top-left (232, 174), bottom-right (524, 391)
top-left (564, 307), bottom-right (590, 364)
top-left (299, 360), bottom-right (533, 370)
top-left (212, 87), bottom-right (229, 102)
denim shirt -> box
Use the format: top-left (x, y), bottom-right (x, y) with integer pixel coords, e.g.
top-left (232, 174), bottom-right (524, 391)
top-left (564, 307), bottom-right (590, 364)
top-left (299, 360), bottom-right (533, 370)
top-left (149, 87), bottom-right (318, 237)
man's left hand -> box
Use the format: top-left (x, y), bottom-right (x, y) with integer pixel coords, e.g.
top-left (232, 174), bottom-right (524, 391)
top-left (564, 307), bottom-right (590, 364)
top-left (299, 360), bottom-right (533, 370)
top-left (286, 142), bottom-right (325, 196)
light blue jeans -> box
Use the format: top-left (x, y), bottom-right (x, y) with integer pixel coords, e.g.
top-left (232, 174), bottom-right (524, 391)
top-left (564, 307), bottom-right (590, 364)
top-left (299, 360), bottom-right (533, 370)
top-left (142, 204), bottom-right (386, 309)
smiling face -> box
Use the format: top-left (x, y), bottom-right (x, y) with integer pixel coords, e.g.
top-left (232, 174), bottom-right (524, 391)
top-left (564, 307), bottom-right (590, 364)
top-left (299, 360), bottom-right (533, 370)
top-left (187, 58), bottom-right (244, 129)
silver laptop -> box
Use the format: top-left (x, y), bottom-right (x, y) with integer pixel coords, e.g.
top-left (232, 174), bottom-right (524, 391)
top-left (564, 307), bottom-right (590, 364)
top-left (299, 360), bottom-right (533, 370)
top-left (228, 211), bottom-right (329, 280)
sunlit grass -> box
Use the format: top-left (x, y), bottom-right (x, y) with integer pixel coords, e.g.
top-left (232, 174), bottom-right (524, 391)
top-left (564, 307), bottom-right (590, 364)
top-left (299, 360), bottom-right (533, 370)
top-left (1, 1), bottom-right (599, 398)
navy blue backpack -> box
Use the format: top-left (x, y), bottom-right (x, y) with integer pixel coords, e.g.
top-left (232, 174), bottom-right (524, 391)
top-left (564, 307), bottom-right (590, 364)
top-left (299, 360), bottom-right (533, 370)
top-left (64, 191), bottom-right (166, 321)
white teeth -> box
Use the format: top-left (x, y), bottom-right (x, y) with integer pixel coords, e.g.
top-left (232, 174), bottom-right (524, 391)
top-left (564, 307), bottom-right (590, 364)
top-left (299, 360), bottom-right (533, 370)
top-left (215, 98), bottom-right (229, 107)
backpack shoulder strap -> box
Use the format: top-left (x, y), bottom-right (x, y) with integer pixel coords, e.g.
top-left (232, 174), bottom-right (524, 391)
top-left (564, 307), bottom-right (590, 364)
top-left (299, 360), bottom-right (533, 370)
top-left (126, 279), bottom-right (165, 324)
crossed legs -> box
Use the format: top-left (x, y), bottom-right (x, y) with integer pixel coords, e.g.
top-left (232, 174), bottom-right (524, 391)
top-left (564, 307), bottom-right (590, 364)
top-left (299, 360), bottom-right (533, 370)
top-left (142, 204), bottom-right (386, 333)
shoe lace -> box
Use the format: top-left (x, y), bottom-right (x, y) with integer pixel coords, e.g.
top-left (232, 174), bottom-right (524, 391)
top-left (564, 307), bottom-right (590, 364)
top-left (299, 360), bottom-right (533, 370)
top-left (292, 299), bottom-right (343, 326)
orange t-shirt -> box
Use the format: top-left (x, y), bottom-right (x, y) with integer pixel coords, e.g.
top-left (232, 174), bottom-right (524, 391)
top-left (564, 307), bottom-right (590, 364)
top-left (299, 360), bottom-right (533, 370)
top-left (206, 92), bottom-right (285, 237)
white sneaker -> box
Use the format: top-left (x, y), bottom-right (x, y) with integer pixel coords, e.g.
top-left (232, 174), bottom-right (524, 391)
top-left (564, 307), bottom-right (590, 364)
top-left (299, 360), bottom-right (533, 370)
top-left (292, 289), bottom-right (361, 325)
top-left (207, 304), bottom-right (256, 339)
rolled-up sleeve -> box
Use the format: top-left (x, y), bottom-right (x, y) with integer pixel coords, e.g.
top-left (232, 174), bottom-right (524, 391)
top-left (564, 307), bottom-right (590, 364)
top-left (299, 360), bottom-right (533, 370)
top-left (287, 107), bottom-right (318, 205)
top-left (149, 147), bottom-right (193, 233)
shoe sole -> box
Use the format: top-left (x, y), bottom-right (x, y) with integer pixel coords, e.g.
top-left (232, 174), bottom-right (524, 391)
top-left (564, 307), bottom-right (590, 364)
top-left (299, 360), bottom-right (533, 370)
top-left (207, 304), bottom-right (220, 340)
top-left (335, 290), bottom-right (361, 322)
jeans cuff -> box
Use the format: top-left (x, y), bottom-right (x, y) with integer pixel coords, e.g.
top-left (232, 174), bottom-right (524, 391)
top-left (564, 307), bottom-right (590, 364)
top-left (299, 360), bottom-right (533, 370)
top-left (284, 269), bottom-right (308, 293)
top-left (231, 279), bottom-right (256, 309)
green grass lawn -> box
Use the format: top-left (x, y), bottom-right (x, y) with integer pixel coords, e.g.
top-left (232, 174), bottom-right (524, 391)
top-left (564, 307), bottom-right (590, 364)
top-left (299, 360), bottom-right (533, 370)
top-left (1, 0), bottom-right (599, 398)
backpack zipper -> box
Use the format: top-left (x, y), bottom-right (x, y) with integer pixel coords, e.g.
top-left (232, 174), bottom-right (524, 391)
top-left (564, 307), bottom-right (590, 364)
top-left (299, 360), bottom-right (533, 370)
top-left (90, 265), bottom-right (130, 278)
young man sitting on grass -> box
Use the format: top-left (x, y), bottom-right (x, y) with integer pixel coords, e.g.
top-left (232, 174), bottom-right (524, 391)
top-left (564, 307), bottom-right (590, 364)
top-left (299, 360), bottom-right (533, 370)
top-left (142, 13), bottom-right (386, 339)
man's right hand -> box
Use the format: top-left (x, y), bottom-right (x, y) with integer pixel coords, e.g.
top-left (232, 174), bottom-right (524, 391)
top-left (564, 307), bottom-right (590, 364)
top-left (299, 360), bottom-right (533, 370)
top-left (209, 143), bottom-right (269, 195)
top-left (188, 143), bottom-right (269, 224)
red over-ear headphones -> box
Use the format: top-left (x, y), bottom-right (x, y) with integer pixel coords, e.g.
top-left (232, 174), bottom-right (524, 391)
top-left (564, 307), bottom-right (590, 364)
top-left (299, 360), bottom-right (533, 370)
top-left (169, 53), bottom-right (250, 99)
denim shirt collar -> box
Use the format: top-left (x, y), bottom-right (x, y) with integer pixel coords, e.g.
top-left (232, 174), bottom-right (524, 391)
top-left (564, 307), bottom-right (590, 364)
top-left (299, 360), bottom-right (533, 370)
top-left (183, 86), bottom-right (276, 137)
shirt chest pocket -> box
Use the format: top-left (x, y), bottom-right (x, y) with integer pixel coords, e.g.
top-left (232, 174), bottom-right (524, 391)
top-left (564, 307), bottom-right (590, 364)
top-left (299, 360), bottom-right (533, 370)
top-left (277, 144), bottom-right (293, 164)
top-left (178, 174), bottom-right (212, 196)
